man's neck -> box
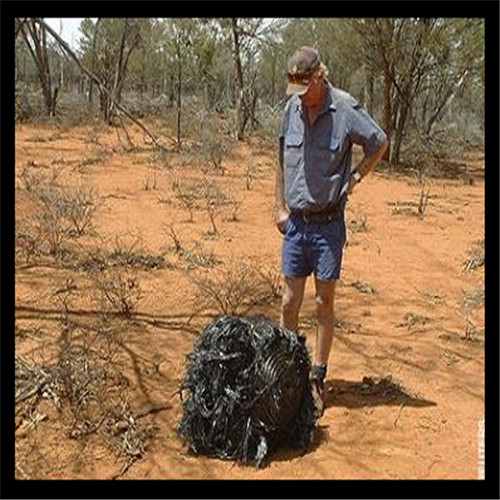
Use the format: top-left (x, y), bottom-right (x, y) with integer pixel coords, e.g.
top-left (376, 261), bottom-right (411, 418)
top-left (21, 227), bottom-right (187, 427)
top-left (302, 81), bottom-right (328, 111)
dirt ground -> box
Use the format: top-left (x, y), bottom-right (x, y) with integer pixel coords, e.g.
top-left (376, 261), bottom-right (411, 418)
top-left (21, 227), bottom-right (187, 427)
top-left (14, 119), bottom-right (485, 480)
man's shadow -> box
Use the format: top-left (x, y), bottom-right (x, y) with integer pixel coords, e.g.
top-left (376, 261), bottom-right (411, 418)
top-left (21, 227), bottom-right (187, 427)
top-left (324, 375), bottom-right (436, 409)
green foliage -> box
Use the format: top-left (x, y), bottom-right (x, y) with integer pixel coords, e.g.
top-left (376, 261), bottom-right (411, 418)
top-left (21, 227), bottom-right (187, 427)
top-left (17, 17), bottom-right (484, 166)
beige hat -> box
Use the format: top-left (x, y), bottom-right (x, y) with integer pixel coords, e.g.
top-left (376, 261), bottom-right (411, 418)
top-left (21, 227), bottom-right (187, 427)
top-left (286, 46), bottom-right (321, 96)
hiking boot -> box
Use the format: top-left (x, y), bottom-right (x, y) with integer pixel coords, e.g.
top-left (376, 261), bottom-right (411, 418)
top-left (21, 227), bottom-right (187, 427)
top-left (310, 364), bottom-right (327, 419)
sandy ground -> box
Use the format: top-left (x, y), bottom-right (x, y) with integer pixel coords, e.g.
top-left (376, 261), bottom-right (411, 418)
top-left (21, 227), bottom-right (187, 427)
top-left (14, 120), bottom-right (484, 480)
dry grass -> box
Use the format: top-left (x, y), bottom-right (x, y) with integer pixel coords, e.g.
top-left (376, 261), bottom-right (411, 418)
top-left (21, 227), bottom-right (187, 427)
top-left (349, 280), bottom-right (376, 294)
top-left (463, 239), bottom-right (484, 272)
top-left (397, 312), bottom-right (431, 330)
top-left (348, 215), bottom-right (369, 233)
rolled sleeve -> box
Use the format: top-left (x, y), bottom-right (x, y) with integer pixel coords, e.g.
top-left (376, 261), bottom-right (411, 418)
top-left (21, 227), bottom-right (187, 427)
top-left (348, 106), bottom-right (387, 157)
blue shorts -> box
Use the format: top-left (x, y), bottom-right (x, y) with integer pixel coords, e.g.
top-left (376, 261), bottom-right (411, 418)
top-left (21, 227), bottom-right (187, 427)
top-left (282, 214), bottom-right (346, 281)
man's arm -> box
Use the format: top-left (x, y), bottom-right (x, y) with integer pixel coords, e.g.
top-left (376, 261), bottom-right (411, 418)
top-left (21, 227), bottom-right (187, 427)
top-left (353, 139), bottom-right (388, 179)
top-left (274, 138), bottom-right (289, 232)
top-left (348, 140), bottom-right (388, 194)
top-left (347, 102), bottom-right (388, 191)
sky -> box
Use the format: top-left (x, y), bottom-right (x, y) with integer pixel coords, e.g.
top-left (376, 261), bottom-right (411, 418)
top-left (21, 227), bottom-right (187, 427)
top-left (43, 17), bottom-right (280, 51)
top-left (45, 18), bottom-right (92, 49)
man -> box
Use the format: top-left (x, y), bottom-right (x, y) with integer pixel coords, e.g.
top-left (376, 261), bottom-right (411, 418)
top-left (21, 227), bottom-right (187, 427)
top-left (275, 47), bottom-right (388, 419)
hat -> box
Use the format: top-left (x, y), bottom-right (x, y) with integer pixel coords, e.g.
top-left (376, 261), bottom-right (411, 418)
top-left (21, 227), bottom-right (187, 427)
top-left (286, 46), bottom-right (321, 96)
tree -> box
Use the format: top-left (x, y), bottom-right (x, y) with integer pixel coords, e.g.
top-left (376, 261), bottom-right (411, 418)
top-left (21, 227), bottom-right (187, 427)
top-left (20, 18), bottom-right (59, 117)
top-left (161, 18), bottom-right (199, 149)
top-left (79, 18), bottom-right (141, 123)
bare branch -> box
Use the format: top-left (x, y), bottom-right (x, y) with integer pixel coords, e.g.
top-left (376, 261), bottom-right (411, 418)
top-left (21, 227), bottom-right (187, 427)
top-left (31, 17), bottom-right (175, 151)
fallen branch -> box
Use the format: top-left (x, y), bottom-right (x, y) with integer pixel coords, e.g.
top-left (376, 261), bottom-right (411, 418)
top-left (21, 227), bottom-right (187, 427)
top-left (32, 18), bottom-right (175, 152)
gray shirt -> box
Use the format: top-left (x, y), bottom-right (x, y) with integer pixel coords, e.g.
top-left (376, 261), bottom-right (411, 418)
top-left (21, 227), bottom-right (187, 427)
top-left (279, 83), bottom-right (387, 213)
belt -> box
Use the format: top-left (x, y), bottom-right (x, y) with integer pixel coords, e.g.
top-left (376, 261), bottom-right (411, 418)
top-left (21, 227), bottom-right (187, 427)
top-left (291, 205), bottom-right (343, 224)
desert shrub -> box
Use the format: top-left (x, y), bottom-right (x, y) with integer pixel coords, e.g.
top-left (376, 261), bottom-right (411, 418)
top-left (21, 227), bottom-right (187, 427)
top-left (18, 165), bottom-right (48, 192)
top-left (463, 239), bottom-right (484, 272)
top-left (197, 112), bottom-right (229, 175)
top-left (90, 267), bottom-right (142, 317)
top-left (18, 163), bottom-right (66, 192)
top-left (255, 104), bottom-right (281, 142)
top-left (61, 186), bottom-right (100, 236)
top-left (202, 178), bottom-right (229, 235)
top-left (122, 91), bottom-right (172, 118)
top-left (171, 177), bottom-right (201, 222)
top-left (143, 168), bottom-right (159, 191)
top-left (15, 338), bottom-right (157, 477)
top-left (255, 265), bottom-right (283, 301)
top-left (33, 184), bottom-right (100, 251)
top-left (108, 235), bottom-right (166, 269)
top-left (15, 219), bottom-right (44, 266)
top-left (189, 261), bottom-right (280, 316)
top-left (162, 225), bottom-right (220, 270)
top-left (54, 92), bottom-right (97, 129)
top-left (15, 84), bottom-right (45, 122)
top-left (34, 185), bottom-right (74, 256)
top-left (401, 128), bottom-right (470, 179)
top-left (181, 245), bottom-right (221, 270)
top-left (348, 215), bottom-right (368, 233)
top-left (171, 176), bottom-right (232, 232)
top-left (75, 234), bottom-right (167, 273)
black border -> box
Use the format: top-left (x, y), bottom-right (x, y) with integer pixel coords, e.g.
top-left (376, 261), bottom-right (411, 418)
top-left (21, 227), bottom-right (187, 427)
top-left (1, 2), bottom-right (499, 499)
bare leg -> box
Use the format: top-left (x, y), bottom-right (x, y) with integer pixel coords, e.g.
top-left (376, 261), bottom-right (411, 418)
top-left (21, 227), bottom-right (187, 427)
top-left (280, 276), bottom-right (307, 332)
top-left (313, 276), bottom-right (336, 366)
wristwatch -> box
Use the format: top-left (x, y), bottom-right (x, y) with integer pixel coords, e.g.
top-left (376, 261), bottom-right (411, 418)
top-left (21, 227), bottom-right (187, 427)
top-left (352, 170), bottom-right (362, 184)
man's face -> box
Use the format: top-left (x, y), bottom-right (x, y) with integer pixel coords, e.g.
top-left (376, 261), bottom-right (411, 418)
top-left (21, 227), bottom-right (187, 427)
top-left (300, 70), bottom-right (325, 107)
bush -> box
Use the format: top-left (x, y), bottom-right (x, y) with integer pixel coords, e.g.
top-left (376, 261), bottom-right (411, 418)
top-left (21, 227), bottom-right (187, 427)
top-left (90, 267), bottom-right (142, 317)
top-left (16, 181), bottom-right (101, 260)
top-left (188, 261), bottom-right (280, 316)
top-left (197, 112), bottom-right (229, 175)
top-left (255, 104), bottom-right (281, 142)
top-left (15, 84), bottom-right (44, 122)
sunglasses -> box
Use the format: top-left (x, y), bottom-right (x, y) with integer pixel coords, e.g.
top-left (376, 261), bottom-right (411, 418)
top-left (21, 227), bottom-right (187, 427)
top-left (287, 68), bottom-right (321, 86)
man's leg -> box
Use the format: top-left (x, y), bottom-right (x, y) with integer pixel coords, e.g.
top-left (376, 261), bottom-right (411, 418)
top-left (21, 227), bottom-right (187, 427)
top-left (313, 276), bottom-right (336, 366)
top-left (310, 276), bottom-right (336, 418)
top-left (280, 276), bottom-right (307, 332)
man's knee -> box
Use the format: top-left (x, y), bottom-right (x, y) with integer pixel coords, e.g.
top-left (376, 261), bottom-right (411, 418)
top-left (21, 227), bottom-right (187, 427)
top-left (315, 287), bottom-right (335, 311)
top-left (282, 286), bottom-right (302, 314)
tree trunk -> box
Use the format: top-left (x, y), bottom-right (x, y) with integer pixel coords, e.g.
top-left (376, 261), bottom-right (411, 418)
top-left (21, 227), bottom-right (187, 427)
top-left (391, 99), bottom-right (409, 166)
top-left (382, 66), bottom-right (392, 162)
top-left (231, 18), bottom-right (246, 140)
top-left (88, 18), bottom-right (101, 106)
top-left (169, 74), bottom-right (175, 107)
top-left (21, 20), bottom-right (58, 117)
top-left (271, 55), bottom-right (276, 107)
top-left (366, 67), bottom-right (374, 115)
top-left (176, 37), bottom-right (182, 149)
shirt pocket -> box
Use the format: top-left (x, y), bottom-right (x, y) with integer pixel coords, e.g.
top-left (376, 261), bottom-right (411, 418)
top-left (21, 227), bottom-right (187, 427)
top-left (316, 136), bottom-right (341, 176)
top-left (284, 133), bottom-right (303, 169)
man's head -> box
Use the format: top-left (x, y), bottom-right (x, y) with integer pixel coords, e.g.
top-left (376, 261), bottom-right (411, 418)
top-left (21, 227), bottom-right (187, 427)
top-left (286, 46), bottom-right (329, 106)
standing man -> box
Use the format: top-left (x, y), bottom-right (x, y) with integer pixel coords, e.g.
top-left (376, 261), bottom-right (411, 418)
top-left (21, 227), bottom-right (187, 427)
top-left (275, 47), bottom-right (388, 419)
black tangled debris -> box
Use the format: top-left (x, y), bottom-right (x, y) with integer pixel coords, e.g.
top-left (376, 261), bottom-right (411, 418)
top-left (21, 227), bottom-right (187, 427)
top-left (177, 315), bottom-right (316, 468)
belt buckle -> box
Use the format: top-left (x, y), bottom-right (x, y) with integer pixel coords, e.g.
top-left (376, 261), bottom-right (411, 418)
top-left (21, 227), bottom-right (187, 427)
top-left (303, 212), bottom-right (310, 224)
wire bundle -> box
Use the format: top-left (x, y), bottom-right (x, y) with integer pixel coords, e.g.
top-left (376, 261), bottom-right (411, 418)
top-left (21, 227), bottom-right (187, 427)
top-left (177, 315), bottom-right (316, 467)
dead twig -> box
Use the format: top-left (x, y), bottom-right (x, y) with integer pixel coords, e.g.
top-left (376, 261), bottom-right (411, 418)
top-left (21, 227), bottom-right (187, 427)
top-left (393, 398), bottom-right (408, 428)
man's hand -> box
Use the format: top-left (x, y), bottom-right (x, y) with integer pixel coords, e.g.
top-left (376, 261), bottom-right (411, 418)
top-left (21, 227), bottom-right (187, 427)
top-left (275, 208), bottom-right (290, 234)
top-left (347, 171), bottom-right (361, 195)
